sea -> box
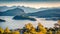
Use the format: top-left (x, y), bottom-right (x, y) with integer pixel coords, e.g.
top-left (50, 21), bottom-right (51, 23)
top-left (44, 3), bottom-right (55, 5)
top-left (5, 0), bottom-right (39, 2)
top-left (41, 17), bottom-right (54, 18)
top-left (0, 16), bottom-right (57, 29)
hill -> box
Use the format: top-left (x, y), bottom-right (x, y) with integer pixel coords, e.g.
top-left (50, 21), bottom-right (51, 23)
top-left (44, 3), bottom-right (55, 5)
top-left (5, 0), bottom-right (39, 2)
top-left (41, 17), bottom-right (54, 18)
top-left (0, 8), bottom-right (25, 16)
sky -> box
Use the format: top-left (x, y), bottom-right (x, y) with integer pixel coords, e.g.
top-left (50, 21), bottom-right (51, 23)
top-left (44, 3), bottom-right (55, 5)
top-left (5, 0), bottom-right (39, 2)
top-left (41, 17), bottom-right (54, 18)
top-left (0, 0), bottom-right (60, 9)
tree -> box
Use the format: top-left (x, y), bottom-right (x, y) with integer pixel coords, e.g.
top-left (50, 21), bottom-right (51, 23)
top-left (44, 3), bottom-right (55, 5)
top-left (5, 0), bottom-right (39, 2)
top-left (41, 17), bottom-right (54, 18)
top-left (24, 23), bottom-right (37, 34)
top-left (30, 27), bottom-right (37, 34)
top-left (24, 32), bottom-right (28, 34)
top-left (55, 30), bottom-right (60, 34)
top-left (47, 30), bottom-right (52, 34)
top-left (25, 23), bottom-right (33, 30)
top-left (38, 32), bottom-right (44, 34)
top-left (37, 23), bottom-right (47, 34)
top-left (0, 27), bottom-right (4, 34)
top-left (4, 27), bottom-right (11, 34)
top-left (11, 31), bottom-right (20, 34)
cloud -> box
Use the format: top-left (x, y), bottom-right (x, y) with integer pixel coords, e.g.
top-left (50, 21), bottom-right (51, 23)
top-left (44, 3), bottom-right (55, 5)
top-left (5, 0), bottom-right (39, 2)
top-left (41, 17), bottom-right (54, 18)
top-left (0, 0), bottom-right (60, 4)
top-left (0, 0), bottom-right (60, 2)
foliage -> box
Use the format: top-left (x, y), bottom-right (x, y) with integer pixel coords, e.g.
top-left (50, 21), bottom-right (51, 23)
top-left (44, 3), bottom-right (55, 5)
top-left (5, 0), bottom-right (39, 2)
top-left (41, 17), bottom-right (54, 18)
top-left (37, 23), bottom-right (47, 34)
top-left (0, 27), bottom-right (4, 34)
top-left (55, 30), bottom-right (60, 34)
top-left (0, 27), bottom-right (20, 34)
top-left (0, 22), bottom-right (60, 34)
top-left (11, 31), bottom-right (20, 34)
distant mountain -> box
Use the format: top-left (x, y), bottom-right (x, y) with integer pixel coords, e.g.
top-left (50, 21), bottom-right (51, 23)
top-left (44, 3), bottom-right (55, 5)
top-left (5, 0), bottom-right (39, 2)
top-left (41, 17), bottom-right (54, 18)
top-left (0, 8), bottom-right (25, 16)
top-left (0, 6), bottom-right (16, 12)
top-left (0, 6), bottom-right (38, 16)
top-left (13, 15), bottom-right (36, 21)
top-left (0, 6), bottom-right (9, 12)
top-left (0, 6), bottom-right (38, 13)
top-left (27, 8), bottom-right (60, 18)
top-left (0, 6), bottom-right (50, 14)
top-left (17, 6), bottom-right (38, 13)
top-left (0, 6), bottom-right (60, 17)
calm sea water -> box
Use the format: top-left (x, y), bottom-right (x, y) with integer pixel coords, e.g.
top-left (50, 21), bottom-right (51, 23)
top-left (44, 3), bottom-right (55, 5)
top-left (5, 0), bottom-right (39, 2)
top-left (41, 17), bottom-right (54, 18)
top-left (0, 16), bottom-right (57, 29)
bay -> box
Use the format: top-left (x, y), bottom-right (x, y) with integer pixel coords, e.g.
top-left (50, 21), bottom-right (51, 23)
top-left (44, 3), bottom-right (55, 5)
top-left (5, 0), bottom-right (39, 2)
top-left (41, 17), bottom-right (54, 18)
top-left (0, 16), bottom-right (57, 29)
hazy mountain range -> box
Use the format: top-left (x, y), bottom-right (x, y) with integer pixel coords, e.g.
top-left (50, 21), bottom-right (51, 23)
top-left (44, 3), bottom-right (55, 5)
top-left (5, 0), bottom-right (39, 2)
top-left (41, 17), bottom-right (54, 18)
top-left (27, 8), bottom-right (60, 20)
top-left (27, 8), bottom-right (60, 18)
top-left (0, 6), bottom-right (60, 19)
top-left (0, 6), bottom-right (38, 13)
top-left (0, 6), bottom-right (16, 12)
top-left (0, 8), bottom-right (25, 16)
top-left (0, 6), bottom-right (48, 16)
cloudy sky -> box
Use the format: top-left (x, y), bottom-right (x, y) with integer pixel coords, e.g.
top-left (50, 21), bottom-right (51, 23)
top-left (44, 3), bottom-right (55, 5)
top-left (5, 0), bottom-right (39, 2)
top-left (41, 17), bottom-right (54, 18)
top-left (0, 0), bottom-right (60, 8)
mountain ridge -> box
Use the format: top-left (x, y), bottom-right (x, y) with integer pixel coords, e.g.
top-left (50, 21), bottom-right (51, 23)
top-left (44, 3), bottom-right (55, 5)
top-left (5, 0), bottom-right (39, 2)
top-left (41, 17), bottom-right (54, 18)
top-left (27, 8), bottom-right (60, 18)
top-left (0, 8), bottom-right (25, 16)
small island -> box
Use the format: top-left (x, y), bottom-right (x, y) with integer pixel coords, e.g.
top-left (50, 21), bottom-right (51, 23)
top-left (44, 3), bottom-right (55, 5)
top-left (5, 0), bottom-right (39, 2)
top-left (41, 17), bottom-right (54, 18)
top-left (13, 15), bottom-right (36, 21)
top-left (0, 19), bottom-right (5, 22)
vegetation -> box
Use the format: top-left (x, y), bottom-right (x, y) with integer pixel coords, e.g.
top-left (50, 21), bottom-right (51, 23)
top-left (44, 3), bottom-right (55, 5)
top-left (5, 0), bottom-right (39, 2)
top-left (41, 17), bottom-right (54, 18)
top-left (0, 27), bottom-right (20, 34)
top-left (0, 22), bottom-right (60, 34)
